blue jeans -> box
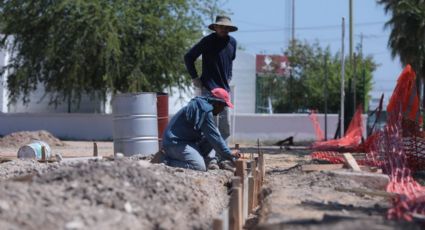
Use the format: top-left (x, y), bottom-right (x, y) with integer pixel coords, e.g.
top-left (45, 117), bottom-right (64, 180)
top-left (163, 140), bottom-right (216, 171)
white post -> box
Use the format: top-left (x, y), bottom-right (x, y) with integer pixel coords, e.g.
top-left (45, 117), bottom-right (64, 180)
top-left (340, 17), bottom-right (346, 137)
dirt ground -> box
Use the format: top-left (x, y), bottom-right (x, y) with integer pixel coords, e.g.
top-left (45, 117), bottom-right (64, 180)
top-left (0, 131), bottom-right (234, 229)
top-left (253, 147), bottom-right (421, 230)
top-left (0, 131), bottom-right (423, 229)
top-left (0, 158), bottom-right (232, 230)
top-left (0, 130), bottom-right (113, 159)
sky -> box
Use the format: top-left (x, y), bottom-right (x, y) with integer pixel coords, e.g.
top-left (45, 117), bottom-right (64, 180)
top-left (225, 0), bottom-right (402, 106)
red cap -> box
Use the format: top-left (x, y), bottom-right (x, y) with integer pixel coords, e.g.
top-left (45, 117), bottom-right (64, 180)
top-left (211, 88), bottom-right (234, 108)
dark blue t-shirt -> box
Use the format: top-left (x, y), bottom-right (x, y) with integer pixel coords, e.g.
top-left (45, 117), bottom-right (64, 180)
top-left (184, 33), bottom-right (237, 92)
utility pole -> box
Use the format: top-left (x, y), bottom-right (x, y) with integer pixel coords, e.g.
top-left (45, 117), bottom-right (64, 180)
top-left (340, 17), bottom-right (346, 137)
top-left (324, 55), bottom-right (328, 140)
top-left (360, 33), bottom-right (367, 112)
top-left (349, 0), bottom-right (353, 62)
top-left (291, 0), bottom-right (295, 50)
top-left (353, 52), bottom-right (357, 111)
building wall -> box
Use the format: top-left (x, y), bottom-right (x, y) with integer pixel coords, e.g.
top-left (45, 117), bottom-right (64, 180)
top-left (0, 113), bottom-right (366, 143)
top-left (167, 51), bottom-right (256, 114)
top-left (7, 84), bottom-right (109, 113)
top-left (232, 51), bottom-right (256, 114)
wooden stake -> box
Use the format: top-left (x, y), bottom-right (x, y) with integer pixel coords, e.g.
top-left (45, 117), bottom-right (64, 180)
top-left (343, 153), bottom-right (361, 171)
top-left (230, 177), bottom-right (243, 230)
top-left (235, 160), bottom-right (246, 186)
top-left (248, 176), bottom-right (254, 212)
top-left (93, 142), bottom-right (98, 157)
top-left (41, 146), bottom-right (47, 162)
top-left (232, 177), bottom-right (241, 188)
top-left (213, 218), bottom-right (223, 230)
top-left (259, 153), bottom-right (265, 183)
top-left (243, 173), bottom-right (249, 221)
top-left (252, 159), bottom-right (258, 208)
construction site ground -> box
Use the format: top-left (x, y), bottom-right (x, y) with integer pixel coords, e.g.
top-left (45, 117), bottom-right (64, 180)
top-left (0, 133), bottom-right (422, 229)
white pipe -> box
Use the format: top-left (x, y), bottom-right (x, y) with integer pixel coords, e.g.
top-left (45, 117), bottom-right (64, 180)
top-left (340, 17), bottom-right (346, 137)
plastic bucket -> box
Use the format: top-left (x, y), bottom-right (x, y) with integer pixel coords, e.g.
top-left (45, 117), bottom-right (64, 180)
top-left (17, 141), bottom-right (51, 160)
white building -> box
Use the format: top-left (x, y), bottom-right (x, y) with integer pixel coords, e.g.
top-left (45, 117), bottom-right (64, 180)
top-left (168, 51), bottom-right (256, 114)
top-left (0, 45), bottom-right (256, 115)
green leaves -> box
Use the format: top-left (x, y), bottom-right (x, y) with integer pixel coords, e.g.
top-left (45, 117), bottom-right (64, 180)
top-left (378, 0), bottom-right (425, 81)
top-left (0, 0), bottom-right (207, 107)
top-left (257, 40), bottom-right (376, 113)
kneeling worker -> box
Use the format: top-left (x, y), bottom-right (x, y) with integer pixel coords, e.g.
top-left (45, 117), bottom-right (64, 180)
top-left (159, 88), bottom-right (240, 171)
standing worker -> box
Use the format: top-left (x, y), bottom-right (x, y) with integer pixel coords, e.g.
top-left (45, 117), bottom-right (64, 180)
top-left (155, 88), bottom-right (240, 171)
top-left (184, 15), bottom-right (238, 169)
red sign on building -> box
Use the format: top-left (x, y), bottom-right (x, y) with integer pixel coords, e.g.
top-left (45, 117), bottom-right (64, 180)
top-left (256, 54), bottom-right (289, 76)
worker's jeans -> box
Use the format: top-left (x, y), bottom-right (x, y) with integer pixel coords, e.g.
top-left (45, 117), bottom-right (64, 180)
top-left (163, 139), bottom-right (216, 171)
top-left (196, 87), bottom-right (230, 163)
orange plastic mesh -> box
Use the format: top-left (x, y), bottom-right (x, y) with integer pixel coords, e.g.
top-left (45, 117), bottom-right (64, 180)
top-left (310, 106), bottom-right (363, 151)
top-left (308, 110), bottom-right (325, 141)
top-left (387, 64), bottom-right (422, 125)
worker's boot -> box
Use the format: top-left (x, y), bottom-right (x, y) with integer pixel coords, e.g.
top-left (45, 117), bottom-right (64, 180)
top-left (150, 149), bottom-right (166, 164)
top-left (207, 160), bottom-right (220, 170)
top-left (218, 160), bottom-right (236, 172)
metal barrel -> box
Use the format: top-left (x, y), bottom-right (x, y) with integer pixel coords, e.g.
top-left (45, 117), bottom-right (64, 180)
top-left (112, 92), bottom-right (159, 156)
top-left (157, 92), bottom-right (169, 149)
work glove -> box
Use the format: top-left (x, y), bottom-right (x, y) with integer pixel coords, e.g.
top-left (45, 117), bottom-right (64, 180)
top-left (192, 77), bottom-right (202, 88)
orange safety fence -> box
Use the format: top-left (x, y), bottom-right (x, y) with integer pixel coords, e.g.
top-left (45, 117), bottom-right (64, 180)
top-left (310, 106), bottom-right (364, 152)
top-left (311, 65), bottom-right (425, 222)
top-left (308, 110), bottom-right (325, 141)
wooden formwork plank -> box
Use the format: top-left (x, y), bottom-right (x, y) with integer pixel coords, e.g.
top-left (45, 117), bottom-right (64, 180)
top-left (213, 218), bottom-right (223, 230)
top-left (235, 160), bottom-right (247, 223)
top-left (343, 153), bottom-right (361, 171)
top-left (243, 174), bottom-right (249, 221)
top-left (229, 176), bottom-right (243, 230)
top-left (213, 208), bottom-right (229, 230)
top-left (335, 187), bottom-right (397, 198)
top-left (248, 176), bottom-right (255, 212)
top-left (252, 159), bottom-right (258, 208)
top-left (301, 164), bottom-right (344, 172)
top-left (235, 160), bottom-right (246, 184)
top-left (258, 153), bottom-right (265, 182)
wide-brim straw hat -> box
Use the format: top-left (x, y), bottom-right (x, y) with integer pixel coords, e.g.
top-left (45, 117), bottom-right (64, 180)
top-left (208, 16), bottom-right (238, 32)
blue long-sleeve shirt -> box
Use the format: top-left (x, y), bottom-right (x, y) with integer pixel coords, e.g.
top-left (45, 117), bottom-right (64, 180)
top-left (184, 33), bottom-right (237, 92)
top-left (162, 97), bottom-right (233, 160)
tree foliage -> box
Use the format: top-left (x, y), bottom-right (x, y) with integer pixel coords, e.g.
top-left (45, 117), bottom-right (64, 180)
top-left (0, 0), bottom-right (223, 107)
top-left (377, 0), bottom-right (425, 83)
top-left (256, 40), bottom-right (377, 113)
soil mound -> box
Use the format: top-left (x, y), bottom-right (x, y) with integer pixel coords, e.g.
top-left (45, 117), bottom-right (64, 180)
top-left (0, 130), bottom-right (66, 147)
top-left (0, 159), bottom-right (231, 229)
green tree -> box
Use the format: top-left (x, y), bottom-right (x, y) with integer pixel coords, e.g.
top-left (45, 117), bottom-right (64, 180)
top-left (377, 0), bottom-right (425, 95)
top-left (258, 40), bottom-right (377, 113)
top-left (0, 0), bottom-right (225, 109)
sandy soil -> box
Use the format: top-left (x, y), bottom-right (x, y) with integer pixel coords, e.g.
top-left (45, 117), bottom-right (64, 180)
top-left (253, 148), bottom-right (421, 230)
top-left (0, 158), bottom-right (232, 230)
top-left (0, 131), bottom-right (422, 229)
top-left (0, 129), bottom-right (116, 158)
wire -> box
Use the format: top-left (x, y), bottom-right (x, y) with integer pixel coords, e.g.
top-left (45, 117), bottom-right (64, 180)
top-left (236, 21), bottom-right (386, 33)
